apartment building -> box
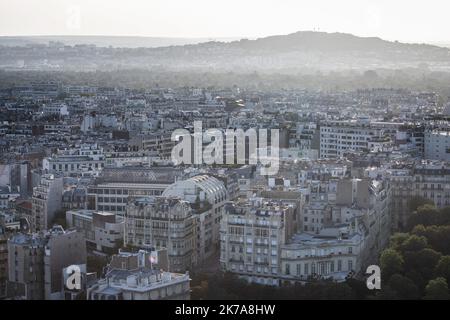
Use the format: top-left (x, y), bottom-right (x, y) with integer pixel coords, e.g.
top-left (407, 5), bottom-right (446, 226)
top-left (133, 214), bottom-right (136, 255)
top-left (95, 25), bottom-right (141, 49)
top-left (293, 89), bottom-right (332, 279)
top-left (66, 210), bottom-right (124, 254)
top-left (43, 226), bottom-right (87, 300)
top-left (280, 223), bottom-right (367, 284)
top-left (124, 197), bottom-right (196, 272)
top-left (320, 120), bottom-right (384, 158)
top-left (7, 233), bottom-right (46, 299)
top-left (8, 227), bottom-right (86, 300)
top-left (43, 144), bottom-right (105, 176)
top-left (424, 130), bottom-right (450, 161)
top-left (220, 198), bottom-right (296, 286)
top-left (86, 166), bottom-right (180, 215)
top-left (163, 175), bottom-right (228, 263)
top-left (0, 229), bottom-right (7, 298)
top-left (389, 161), bottom-right (450, 230)
top-left (31, 174), bottom-right (63, 231)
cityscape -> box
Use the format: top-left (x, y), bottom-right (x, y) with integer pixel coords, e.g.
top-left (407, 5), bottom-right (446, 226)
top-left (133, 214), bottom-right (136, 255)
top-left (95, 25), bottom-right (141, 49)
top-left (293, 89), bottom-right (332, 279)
top-left (1, 0), bottom-right (450, 304)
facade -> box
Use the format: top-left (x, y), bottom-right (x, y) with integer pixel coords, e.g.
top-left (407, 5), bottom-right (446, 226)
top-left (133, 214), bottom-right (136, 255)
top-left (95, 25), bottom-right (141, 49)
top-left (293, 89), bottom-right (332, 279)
top-left (43, 226), bottom-right (87, 300)
top-left (0, 230), bottom-right (7, 298)
top-left (163, 175), bottom-right (228, 263)
top-left (7, 233), bottom-right (46, 299)
top-left (125, 197), bottom-right (196, 272)
top-left (280, 226), bottom-right (366, 283)
top-left (7, 227), bottom-right (86, 300)
top-left (320, 120), bottom-right (384, 158)
top-left (424, 130), bottom-right (450, 161)
top-left (0, 162), bottom-right (30, 197)
top-left (389, 161), bottom-right (450, 230)
top-left (66, 210), bottom-right (124, 254)
top-left (87, 182), bottom-right (169, 215)
top-left (43, 144), bottom-right (105, 176)
top-left (220, 198), bottom-right (296, 286)
top-left (31, 174), bottom-right (63, 231)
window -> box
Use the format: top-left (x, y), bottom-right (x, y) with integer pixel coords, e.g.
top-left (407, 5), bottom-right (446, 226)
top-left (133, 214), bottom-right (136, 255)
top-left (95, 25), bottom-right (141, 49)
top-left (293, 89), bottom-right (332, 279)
top-left (285, 264), bottom-right (290, 275)
top-left (296, 264), bottom-right (301, 276)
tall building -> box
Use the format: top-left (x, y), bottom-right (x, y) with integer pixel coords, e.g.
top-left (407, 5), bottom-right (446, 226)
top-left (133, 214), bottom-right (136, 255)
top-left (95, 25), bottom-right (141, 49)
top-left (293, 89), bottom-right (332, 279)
top-left (66, 210), bottom-right (124, 254)
top-left (163, 175), bottom-right (228, 263)
top-left (0, 161), bottom-right (30, 197)
top-left (7, 226), bottom-right (86, 300)
top-left (220, 198), bottom-right (296, 286)
top-left (125, 197), bottom-right (196, 272)
top-left (424, 130), bottom-right (450, 161)
top-left (31, 174), bottom-right (63, 231)
top-left (7, 233), bottom-right (46, 299)
top-left (43, 226), bottom-right (87, 300)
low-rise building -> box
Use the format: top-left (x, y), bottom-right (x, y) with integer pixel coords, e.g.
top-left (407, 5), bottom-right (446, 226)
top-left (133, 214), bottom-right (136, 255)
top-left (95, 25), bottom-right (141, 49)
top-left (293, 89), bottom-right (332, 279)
top-left (66, 210), bottom-right (124, 254)
top-left (87, 250), bottom-right (190, 300)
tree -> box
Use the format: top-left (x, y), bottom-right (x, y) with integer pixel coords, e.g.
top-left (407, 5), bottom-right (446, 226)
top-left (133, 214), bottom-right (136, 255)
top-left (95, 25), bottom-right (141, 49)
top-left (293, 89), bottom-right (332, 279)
top-left (408, 196), bottom-right (434, 212)
top-left (435, 256), bottom-right (450, 284)
top-left (389, 233), bottom-right (410, 251)
top-left (398, 235), bottom-right (428, 254)
top-left (380, 249), bottom-right (404, 280)
top-left (412, 225), bottom-right (450, 255)
top-left (404, 248), bottom-right (442, 281)
top-left (423, 277), bottom-right (450, 300)
top-left (388, 274), bottom-right (420, 299)
top-left (407, 204), bottom-right (440, 230)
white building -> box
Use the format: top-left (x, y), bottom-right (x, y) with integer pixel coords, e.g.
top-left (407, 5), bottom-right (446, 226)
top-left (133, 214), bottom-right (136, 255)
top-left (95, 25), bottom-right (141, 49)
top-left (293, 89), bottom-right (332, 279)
top-left (424, 130), bottom-right (450, 161)
top-left (31, 174), bottom-right (63, 231)
top-left (280, 224), bottom-right (367, 284)
top-left (320, 120), bottom-right (384, 158)
top-left (66, 210), bottom-right (124, 254)
top-left (42, 103), bottom-right (69, 117)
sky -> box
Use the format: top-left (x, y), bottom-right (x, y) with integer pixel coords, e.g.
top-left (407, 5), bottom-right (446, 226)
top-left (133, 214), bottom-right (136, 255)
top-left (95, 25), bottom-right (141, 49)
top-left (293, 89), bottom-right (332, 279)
top-left (0, 0), bottom-right (449, 44)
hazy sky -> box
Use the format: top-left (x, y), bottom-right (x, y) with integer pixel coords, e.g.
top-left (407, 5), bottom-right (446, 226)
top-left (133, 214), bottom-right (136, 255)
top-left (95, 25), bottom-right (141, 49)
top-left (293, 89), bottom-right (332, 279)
top-left (1, 0), bottom-right (449, 43)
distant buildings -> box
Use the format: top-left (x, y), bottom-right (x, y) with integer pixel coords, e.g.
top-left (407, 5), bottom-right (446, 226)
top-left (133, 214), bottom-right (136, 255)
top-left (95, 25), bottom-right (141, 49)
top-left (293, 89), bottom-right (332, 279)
top-left (43, 144), bottom-right (105, 176)
top-left (1, 77), bottom-right (450, 299)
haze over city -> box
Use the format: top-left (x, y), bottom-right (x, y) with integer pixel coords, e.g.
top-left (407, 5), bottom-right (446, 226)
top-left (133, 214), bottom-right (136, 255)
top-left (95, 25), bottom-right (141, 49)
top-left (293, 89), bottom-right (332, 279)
top-left (1, 0), bottom-right (450, 44)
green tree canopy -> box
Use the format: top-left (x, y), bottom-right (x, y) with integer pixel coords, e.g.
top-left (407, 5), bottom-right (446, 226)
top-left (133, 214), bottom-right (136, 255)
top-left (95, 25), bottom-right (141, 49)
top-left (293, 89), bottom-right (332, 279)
top-left (424, 277), bottom-right (450, 300)
top-left (380, 248), bottom-right (404, 280)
